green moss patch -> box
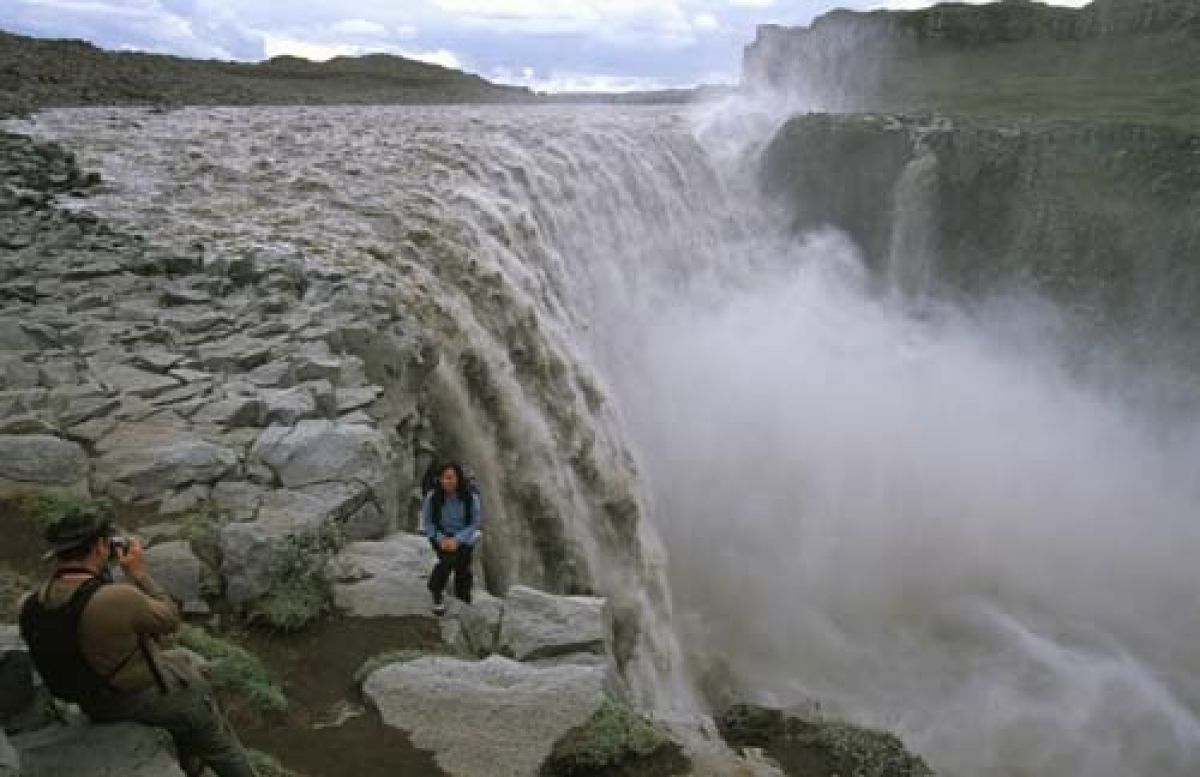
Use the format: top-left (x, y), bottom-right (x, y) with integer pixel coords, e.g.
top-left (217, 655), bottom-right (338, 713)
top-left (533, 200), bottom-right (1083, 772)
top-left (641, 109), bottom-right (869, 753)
top-left (540, 700), bottom-right (689, 777)
top-left (178, 625), bottom-right (287, 719)
top-left (247, 529), bottom-right (344, 632)
top-left (353, 647), bottom-right (455, 686)
top-left (718, 704), bottom-right (933, 777)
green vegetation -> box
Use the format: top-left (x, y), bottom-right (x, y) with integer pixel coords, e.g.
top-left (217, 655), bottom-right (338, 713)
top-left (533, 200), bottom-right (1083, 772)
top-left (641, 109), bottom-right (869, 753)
top-left (177, 625), bottom-right (287, 718)
top-left (718, 704), bottom-right (933, 777)
top-left (246, 748), bottom-right (303, 777)
top-left (9, 491), bottom-right (107, 531)
top-left (352, 647), bottom-right (455, 686)
top-left (539, 700), bottom-right (688, 776)
top-left (248, 527), bottom-right (345, 632)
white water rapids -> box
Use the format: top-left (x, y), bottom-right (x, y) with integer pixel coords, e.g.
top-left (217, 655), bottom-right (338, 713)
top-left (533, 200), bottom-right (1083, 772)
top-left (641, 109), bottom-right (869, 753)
top-left (21, 102), bottom-right (1200, 776)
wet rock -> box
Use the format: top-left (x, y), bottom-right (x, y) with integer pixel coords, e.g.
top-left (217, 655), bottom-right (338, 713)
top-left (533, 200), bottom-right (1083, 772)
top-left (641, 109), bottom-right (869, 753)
top-left (325, 532), bottom-right (435, 617)
top-left (11, 722), bottom-right (186, 777)
top-left (92, 423), bottom-right (237, 502)
top-left (498, 586), bottom-right (608, 662)
top-left (363, 655), bottom-right (609, 777)
top-left (0, 433), bottom-right (88, 488)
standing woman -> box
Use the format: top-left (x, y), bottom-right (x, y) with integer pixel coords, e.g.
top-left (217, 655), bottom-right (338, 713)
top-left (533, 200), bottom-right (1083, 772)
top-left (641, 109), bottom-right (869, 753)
top-left (419, 462), bottom-right (482, 614)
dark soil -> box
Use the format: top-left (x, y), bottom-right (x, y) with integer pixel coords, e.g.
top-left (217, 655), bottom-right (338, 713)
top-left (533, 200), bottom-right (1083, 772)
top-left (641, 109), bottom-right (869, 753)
top-left (221, 616), bottom-right (449, 777)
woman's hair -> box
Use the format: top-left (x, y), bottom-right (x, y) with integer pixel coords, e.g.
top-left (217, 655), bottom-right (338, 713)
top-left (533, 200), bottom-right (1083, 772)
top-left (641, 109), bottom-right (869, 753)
top-left (435, 461), bottom-right (472, 503)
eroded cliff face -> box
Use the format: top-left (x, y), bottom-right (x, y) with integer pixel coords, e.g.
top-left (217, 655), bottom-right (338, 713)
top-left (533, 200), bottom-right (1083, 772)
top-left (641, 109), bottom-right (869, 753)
top-left (743, 0), bottom-right (1200, 123)
top-left (761, 113), bottom-right (1200, 362)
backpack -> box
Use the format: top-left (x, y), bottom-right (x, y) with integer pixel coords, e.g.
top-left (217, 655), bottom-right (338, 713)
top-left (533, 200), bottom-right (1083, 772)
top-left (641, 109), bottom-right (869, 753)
top-left (18, 573), bottom-right (115, 704)
top-left (420, 461), bottom-right (481, 534)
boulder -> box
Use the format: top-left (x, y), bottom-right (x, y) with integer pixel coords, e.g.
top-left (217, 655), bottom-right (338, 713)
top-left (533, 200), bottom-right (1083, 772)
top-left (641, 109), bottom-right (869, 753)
top-left (363, 655), bottom-right (609, 777)
top-left (220, 483), bottom-right (368, 605)
top-left (250, 420), bottom-right (392, 493)
top-left (498, 586), bottom-right (608, 661)
top-left (0, 433), bottom-right (88, 487)
top-left (325, 533), bottom-right (434, 617)
top-left (11, 722), bottom-right (185, 777)
top-left (144, 541), bottom-right (204, 610)
top-left (92, 423), bottom-right (237, 502)
top-left (446, 592), bottom-right (504, 657)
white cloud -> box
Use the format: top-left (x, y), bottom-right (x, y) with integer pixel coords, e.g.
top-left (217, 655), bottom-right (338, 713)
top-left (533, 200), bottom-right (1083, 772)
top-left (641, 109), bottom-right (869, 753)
top-left (726, 0), bottom-right (776, 7)
top-left (329, 18), bottom-right (390, 37)
top-left (262, 34), bottom-right (360, 61)
top-left (490, 66), bottom-right (676, 93)
top-left (405, 48), bottom-right (462, 69)
top-left (694, 12), bottom-right (720, 31)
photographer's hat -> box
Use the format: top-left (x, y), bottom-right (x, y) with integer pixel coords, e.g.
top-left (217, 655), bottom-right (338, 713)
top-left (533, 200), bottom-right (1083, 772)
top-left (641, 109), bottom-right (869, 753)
top-left (42, 501), bottom-right (116, 560)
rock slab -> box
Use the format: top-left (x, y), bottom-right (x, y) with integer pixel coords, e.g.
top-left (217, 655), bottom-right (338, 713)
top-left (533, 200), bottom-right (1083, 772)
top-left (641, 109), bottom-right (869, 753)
top-left (498, 585), bottom-right (608, 661)
top-left (364, 655), bottom-right (609, 777)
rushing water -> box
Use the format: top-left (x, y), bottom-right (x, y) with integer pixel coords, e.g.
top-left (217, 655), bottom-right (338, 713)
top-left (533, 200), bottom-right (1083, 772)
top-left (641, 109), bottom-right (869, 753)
top-left (21, 103), bottom-right (1200, 776)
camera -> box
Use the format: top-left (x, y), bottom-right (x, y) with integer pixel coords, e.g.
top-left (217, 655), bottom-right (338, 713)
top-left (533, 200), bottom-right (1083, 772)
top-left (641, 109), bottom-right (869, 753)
top-left (109, 536), bottom-right (130, 556)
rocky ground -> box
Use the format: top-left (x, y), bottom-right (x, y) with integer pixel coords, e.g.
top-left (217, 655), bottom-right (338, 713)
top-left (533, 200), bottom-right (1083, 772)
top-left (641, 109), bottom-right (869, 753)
top-left (0, 126), bottom-right (934, 775)
top-left (0, 29), bottom-right (533, 117)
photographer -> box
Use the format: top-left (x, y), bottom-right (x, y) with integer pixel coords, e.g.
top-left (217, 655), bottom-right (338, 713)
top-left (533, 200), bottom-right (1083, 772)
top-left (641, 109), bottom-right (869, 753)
top-left (19, 500), bottom-right (255, 777)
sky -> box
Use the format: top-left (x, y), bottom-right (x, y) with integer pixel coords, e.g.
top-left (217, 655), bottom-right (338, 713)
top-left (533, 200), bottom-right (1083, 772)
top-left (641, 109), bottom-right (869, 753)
top-left (1, 0), bottom-right (1090, 92)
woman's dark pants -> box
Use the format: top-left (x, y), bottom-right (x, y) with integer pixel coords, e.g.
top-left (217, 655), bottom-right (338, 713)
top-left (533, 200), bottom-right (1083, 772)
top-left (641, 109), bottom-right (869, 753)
top-left (428, 543), bottom-right (474, 602)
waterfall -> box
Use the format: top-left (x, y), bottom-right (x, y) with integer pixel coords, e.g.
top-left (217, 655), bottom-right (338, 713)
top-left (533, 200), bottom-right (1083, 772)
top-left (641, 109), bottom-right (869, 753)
top-left (23, 102), bottom-right (1200, 776)
top-left (886, 146), bottom-right (939, 300)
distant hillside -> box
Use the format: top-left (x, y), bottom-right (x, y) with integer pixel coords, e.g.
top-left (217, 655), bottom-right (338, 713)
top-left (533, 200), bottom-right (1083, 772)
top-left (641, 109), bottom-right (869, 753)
top-left (743, 0), bottom-right (1200, 125)
top-left (0, 28), bottom-right (534, 116)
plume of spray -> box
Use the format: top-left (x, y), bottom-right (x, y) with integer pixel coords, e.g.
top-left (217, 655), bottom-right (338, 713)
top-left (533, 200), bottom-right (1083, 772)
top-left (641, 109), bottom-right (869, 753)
top-left (595, 94), bottom-right (1200, 775)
